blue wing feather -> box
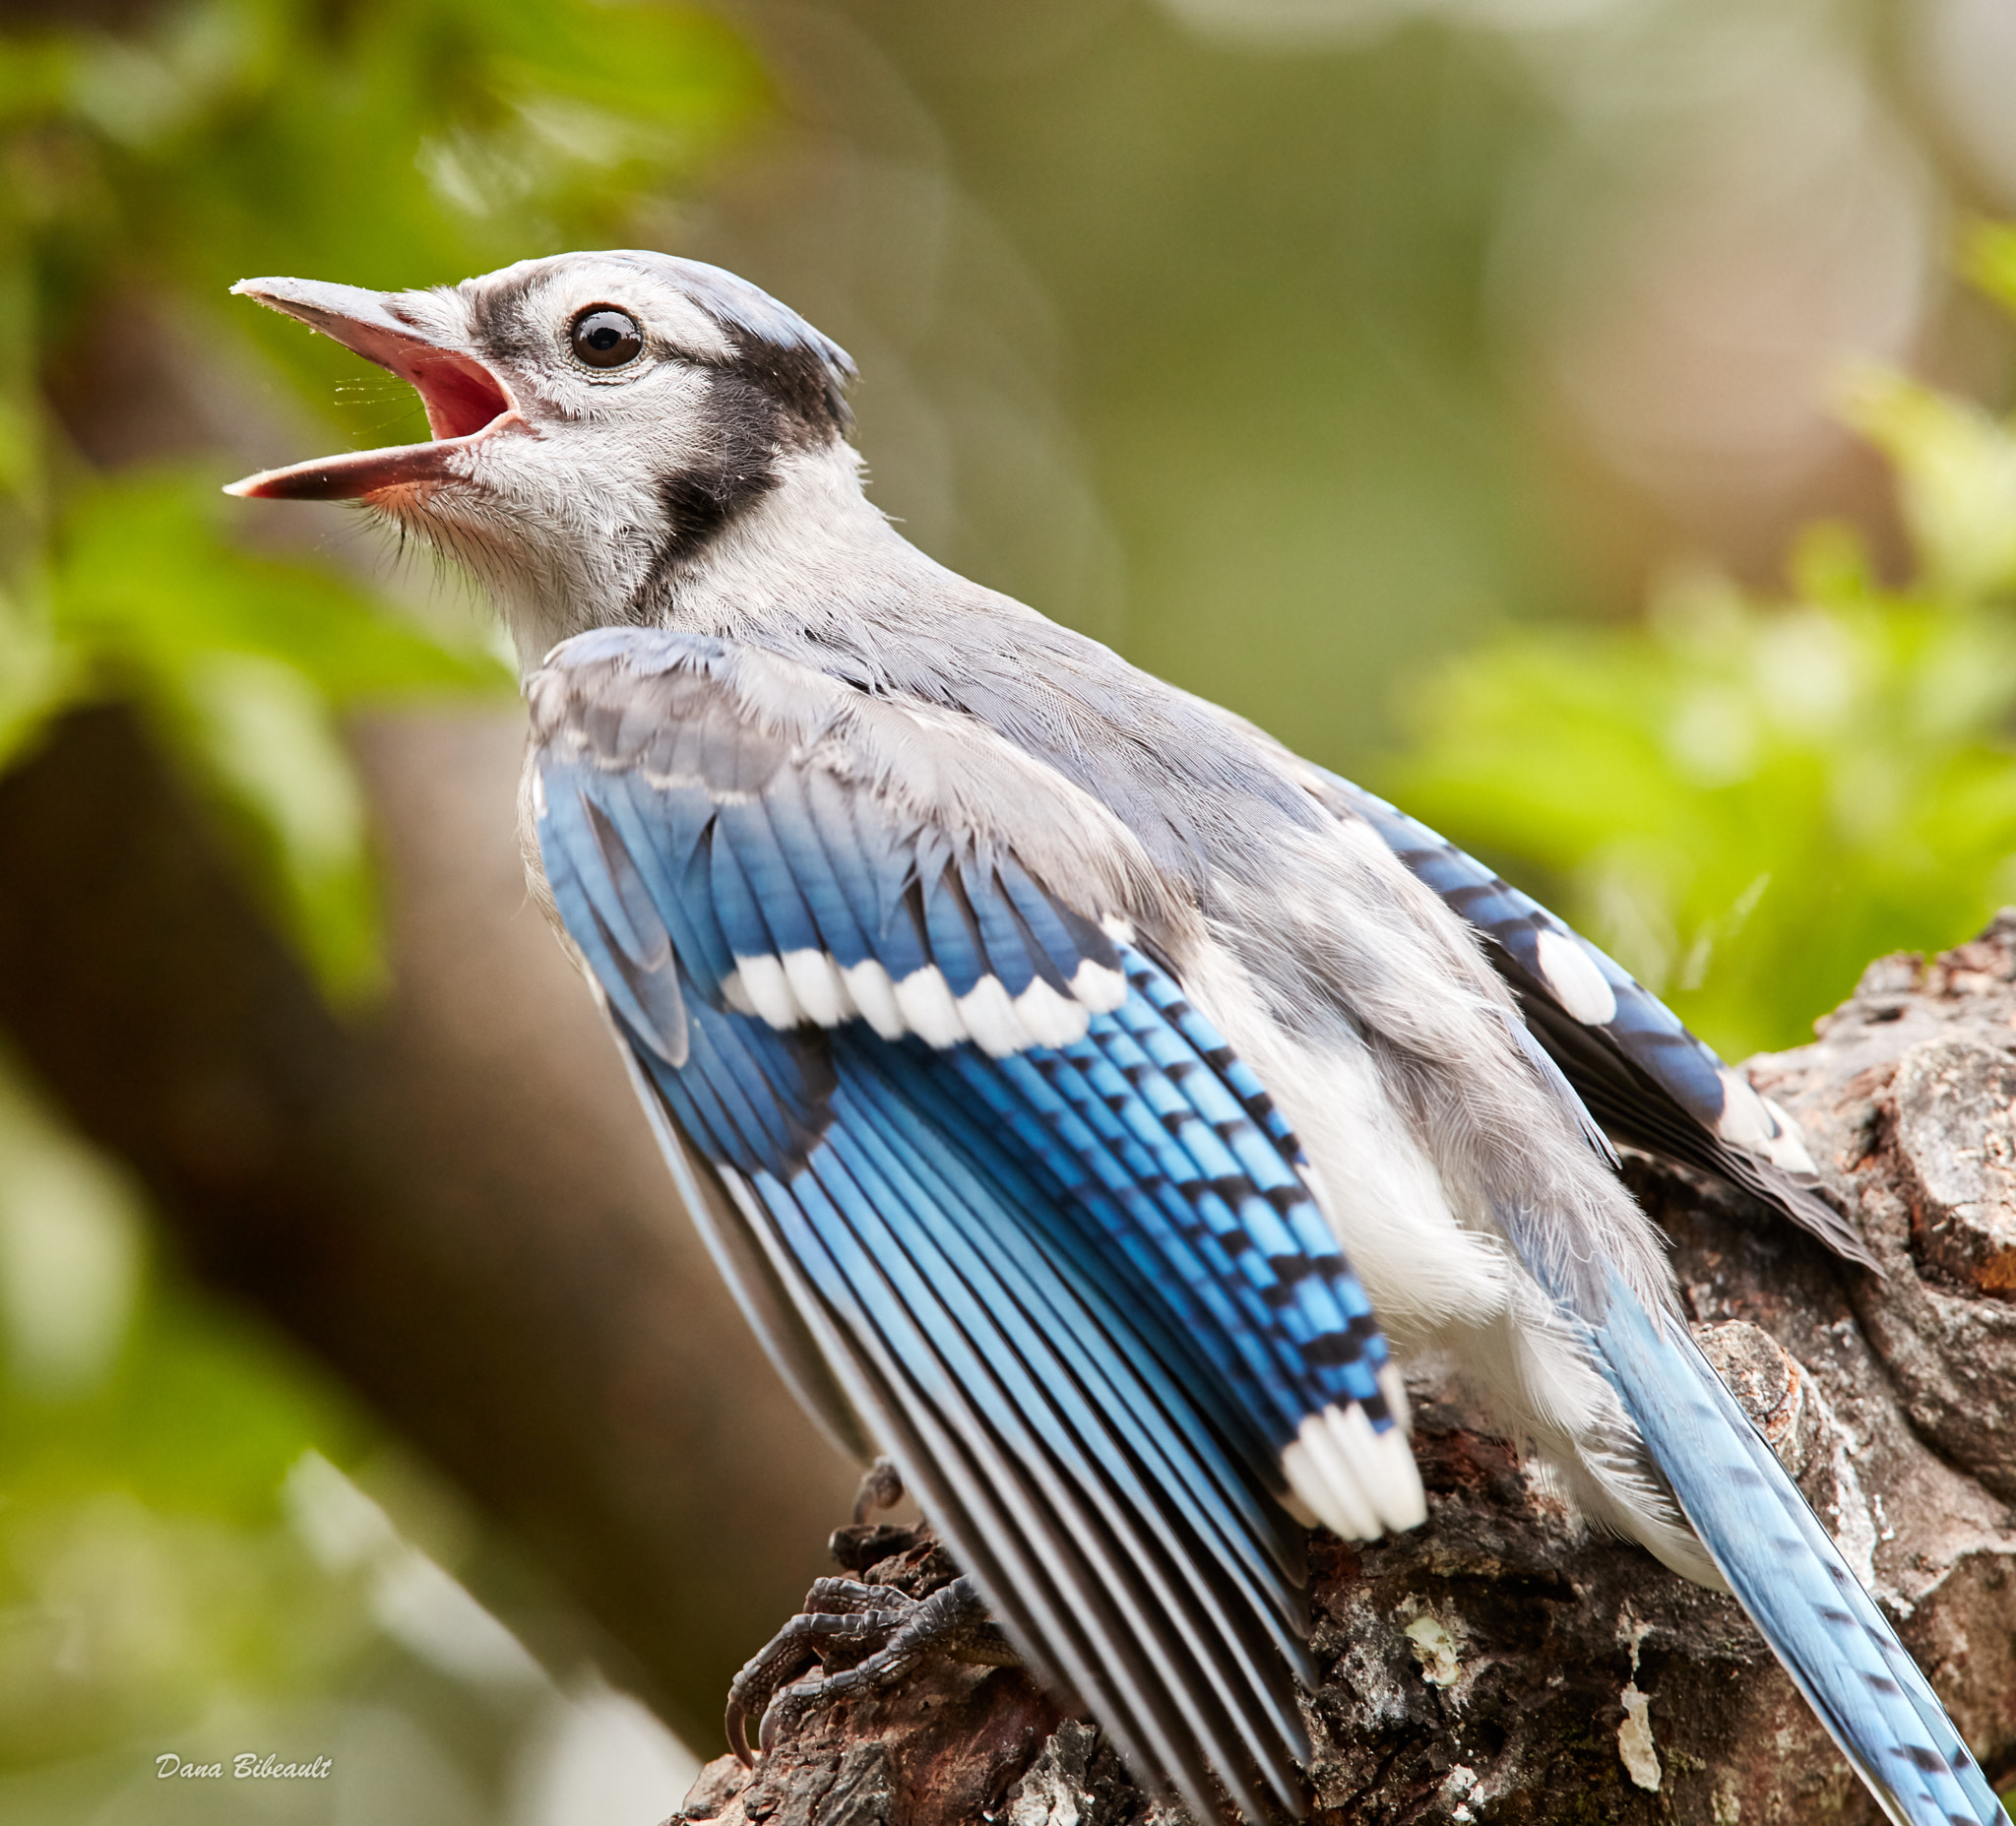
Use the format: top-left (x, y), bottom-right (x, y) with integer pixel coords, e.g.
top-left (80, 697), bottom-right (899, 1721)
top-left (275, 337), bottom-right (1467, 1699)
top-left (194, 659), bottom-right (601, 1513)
top-left (969, 869), bottom-right (1041, 995)
top-left (798, 772), bottom-right (899, 960)
top-left (538, 795), bottom-right (684, 1063)
top-left (868, 1044), bottom-right (1310, 1613)
top-left (718, 798), bottom-right (823, 956)
top-left (764, 769), bottom-right (875, 970)
top-left (528, 628), bottom-right (1405, 1819)
top-left (997, 853), bottom-right (1095, 990)
top-left (809, 1084), bottom-right (1303, 1796)
top-left (608, 776), bottom-right (736, 998)
top-left (708, 813), bottom-right (788, 963)
top-left (729, 1040), bottom-right (1308, 1818)
top-left (920, 867), bottom-right (988, 995)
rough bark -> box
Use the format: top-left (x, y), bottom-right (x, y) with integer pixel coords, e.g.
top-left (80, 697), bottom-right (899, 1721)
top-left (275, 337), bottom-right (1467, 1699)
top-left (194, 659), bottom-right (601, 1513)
top-left (676, 917), bottom-right (2016, 1826)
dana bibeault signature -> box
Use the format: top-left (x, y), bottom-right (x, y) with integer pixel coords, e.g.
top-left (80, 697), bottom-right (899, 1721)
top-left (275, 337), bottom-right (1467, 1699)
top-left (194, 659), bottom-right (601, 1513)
top-left (156, 1752), bottom-right (333, 1780)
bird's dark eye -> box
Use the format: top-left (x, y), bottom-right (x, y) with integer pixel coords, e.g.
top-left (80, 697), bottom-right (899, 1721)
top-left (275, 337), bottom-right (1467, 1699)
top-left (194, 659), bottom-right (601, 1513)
top-left (571, 307), bottom-right (643, 369)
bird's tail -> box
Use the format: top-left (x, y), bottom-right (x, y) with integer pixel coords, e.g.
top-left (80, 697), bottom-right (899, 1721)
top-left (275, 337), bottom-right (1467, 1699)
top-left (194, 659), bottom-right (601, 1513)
top-left (1594, 1273), bottom-right (2008, 1826)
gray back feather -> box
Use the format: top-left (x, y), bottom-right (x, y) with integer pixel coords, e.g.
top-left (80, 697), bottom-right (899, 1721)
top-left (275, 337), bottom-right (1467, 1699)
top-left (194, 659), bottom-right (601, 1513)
top-left (640, 459), bottom-right (1679, 1322)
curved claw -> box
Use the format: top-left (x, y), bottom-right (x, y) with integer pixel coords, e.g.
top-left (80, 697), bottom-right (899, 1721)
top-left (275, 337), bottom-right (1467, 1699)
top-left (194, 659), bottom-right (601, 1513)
top-left (724, 1576), bottom-right (1014, 1767)
top-left (724, 1618), bottom-right (831, 1765)
top-left (758, 1683), bottom-right (810, 1756)
top-left (724, 1687), bottom-right (763, 1768)
top-left (724, 1577), bottom-right (916, 1764)
top-left (724, 1705), bottom-right (757, 1770)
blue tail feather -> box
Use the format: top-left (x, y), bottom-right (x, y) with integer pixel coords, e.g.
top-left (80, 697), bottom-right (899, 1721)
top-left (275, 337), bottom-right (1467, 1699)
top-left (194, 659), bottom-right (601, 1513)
top-left (1594, 1274), bottom-right (2007, 1826)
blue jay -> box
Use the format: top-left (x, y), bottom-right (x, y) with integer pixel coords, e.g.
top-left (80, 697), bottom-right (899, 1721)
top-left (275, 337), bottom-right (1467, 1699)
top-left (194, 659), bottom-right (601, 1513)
top-left (227, 251), bottom-right (2006, 1826)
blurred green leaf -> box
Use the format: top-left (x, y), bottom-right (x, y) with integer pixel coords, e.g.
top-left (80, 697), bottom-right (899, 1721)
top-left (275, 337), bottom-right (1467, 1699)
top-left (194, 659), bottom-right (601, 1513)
top-left (1389, 253), bottom-right (2016, 1060)
top-left (0, 584), bottom-right (73, 776)
top-left (0, 1054), bottom-right (144, 1397)
top-left (1961, 220), bottom-right (2016, 325)
top-left (163, 652), bottom-right (384, 1000)
top-left (51, 470), bottom-right (505, 704)
top-left (45, 468), bottom-right (508, 1000)
top-left (1839, 364), bottom-right (2016, 602)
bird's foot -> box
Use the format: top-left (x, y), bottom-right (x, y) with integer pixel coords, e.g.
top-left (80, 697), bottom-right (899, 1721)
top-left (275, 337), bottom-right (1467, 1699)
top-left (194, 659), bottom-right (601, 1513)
top-left (724, 1572), bottom-right (1016, 1765)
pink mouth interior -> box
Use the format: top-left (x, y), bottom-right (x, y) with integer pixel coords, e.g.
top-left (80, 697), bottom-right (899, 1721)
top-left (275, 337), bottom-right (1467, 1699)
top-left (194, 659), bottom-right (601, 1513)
top-left (221, 319), bottom-right (520, 501)
top-left (405, 352), bottom-right (513, 441)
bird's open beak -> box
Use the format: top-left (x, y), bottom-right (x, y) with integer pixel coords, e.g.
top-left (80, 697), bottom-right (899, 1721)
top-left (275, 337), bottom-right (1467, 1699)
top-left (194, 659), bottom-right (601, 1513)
top-left (223, 277), bottom-right (522, 501)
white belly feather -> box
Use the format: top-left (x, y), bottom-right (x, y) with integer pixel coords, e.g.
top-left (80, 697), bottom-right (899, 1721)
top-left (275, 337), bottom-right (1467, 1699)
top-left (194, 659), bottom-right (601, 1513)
top-left (1175, 898), bottom-right (1723, 1590)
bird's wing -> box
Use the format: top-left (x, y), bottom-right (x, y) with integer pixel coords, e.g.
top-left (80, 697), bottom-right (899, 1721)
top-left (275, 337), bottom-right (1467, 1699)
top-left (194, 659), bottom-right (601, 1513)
top-left (1315, 774), bottom-right (1873, 1269)
top-left (528, 627), bottom-right (1421, 1821)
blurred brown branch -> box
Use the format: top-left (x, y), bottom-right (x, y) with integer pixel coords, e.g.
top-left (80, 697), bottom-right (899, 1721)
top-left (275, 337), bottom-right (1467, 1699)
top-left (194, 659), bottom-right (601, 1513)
top-left (0, 702), bottom-right (857, 1748)
top-left (673, 920), bottom-right (2016, 1826)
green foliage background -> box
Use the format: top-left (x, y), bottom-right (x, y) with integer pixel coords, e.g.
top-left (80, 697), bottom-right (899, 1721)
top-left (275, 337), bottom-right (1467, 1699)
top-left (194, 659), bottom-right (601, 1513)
top-left (0, 1), bottom-right (758, 1818)
top-left (1392, 226), bottom-right (2016, 1062)
top-left (2, 0), bottom-right (2016, 1819)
